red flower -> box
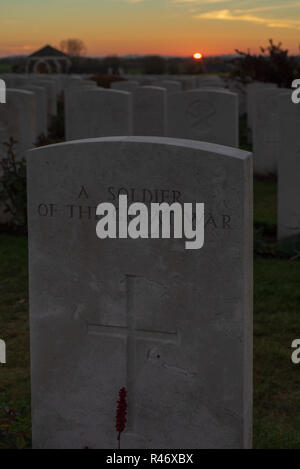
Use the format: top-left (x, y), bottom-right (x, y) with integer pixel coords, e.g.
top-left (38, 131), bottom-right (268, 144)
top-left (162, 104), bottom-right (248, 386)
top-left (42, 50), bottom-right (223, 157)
top-left (116, 387), bottom-right (127, 446)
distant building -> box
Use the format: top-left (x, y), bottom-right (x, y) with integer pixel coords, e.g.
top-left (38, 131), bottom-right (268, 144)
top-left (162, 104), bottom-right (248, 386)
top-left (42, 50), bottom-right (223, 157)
top-left (26, 45), bottom-right (71, 74)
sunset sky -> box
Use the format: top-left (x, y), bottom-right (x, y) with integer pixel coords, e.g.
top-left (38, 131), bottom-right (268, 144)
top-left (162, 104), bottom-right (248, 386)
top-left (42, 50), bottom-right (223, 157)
top-left (1, 0), bottom-right (300, 57)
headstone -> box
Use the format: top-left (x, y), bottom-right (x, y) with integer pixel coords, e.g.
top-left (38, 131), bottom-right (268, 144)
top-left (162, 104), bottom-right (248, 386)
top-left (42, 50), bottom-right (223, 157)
top-left (19, 84), bottom-right (48, 138)
top-left (132, 86), bottom-right (167, 136)
top-left (158, 80), bottom-right (182, 94)
top-left (196, 76), bottom-right (224, 88)
top-left (167, 89), bottom-right (239, 147)
top-left (33, 79), bottom-right (57, 116)
top-left (64, 82), bottom-right (99, 106)
top-left (65, 89), bottom-right (132, 140)
top-left (246, 82), bottom-right (276, 140)
top-left (34, 75), bottom-right (61, 94)
top-left (0, 79), bottom-right (6, 103)
top-left (0, 89), bottom-right (36, 160)
top-left (178, 77), bottom-right (197, 91)
top-left (253, 88), bottom-right (283, 175)
top-left (227, 80), bottom-right (246, 116)
top-left (27, 136), bottom-right (253, 449)
top-left (61, 76), bottom-right (83, 90)
top-left (278, 91), bottom-right (300, 239)
top-left (111, 80), bottom-right (139, 92)
top-left (8, 75), bottom-right (29, 88)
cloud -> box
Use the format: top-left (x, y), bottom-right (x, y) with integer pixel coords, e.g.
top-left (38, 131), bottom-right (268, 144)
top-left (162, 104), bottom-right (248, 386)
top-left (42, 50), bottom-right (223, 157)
top-left (173, 0), bottom-right (232, 3)
top-left (194, 8), bottom-right (300, 30)
top-left (236, 2), bottom-right (300, 14)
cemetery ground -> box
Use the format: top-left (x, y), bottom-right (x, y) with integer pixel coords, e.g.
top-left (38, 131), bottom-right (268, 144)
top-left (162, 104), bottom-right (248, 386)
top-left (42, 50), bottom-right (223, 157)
top-left (0, 177), bottom-right (300, 449)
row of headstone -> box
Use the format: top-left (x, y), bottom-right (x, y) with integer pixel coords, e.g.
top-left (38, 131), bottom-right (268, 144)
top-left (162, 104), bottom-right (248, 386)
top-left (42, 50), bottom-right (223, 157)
top-left (65, 87), bottom-right (239, 147)
top-left (1, 74), bottom-right (298, 243)
top-left (244, 82), bottom-right (300, 241)
top-left (119, 74), bottom-right (225, 91)
top-left (0, 73), bottom-right (97, 156)
top-left (0, 72), bottom-right (229, 169)
top-left (0, 89), bottom-right (37, 160)
top-left (109, 78), bottom-right (300, 243)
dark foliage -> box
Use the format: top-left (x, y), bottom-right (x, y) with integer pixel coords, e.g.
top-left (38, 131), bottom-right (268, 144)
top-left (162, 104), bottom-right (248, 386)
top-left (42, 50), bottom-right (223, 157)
top-left (0, 138), bottom-right (27, 233)
top-left (141, 55), bottom-right (166, 74)
top-left (229, 39), bottom-right (300, 87)
top-left (90, 74), bottom-right (126, 88)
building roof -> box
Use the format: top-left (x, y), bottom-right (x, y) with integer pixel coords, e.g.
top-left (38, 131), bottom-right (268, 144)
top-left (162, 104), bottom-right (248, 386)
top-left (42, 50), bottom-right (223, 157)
top-left (29, 45), bottom-right (68, 58)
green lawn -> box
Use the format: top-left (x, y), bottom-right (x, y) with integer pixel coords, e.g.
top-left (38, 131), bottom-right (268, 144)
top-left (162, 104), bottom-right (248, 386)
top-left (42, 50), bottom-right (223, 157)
top-left (0, 235), bottom-right (30, 448)
top-left (0, 64), bottom-right (12, 73)
top-left (0, 177), bottom-right (300, 448)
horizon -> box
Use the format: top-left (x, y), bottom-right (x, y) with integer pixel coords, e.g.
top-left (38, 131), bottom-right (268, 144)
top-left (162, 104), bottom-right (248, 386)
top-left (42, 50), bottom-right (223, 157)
top-left (1, 0), bottom-right (300, 58)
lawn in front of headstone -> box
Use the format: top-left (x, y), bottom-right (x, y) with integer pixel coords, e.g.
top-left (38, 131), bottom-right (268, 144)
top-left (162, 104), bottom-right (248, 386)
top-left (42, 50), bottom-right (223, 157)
top-left (0, 177), bottom-right (300, 449)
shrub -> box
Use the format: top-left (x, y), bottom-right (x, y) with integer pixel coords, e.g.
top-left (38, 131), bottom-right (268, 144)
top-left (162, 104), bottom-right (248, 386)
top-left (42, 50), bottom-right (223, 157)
top-left (229, 39), bottom-right (300, 87)
top-left (0, 138), bottom-right (27, 233)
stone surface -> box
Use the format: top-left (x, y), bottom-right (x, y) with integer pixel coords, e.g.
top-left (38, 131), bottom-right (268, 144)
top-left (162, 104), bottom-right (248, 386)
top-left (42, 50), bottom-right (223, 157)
top-left (27, 136), bottom-right (253, 449)
top-left (65, 89), bottom-right (132, 140)
top-left (64, 82), bottom-right (99, 108)
top-left (132, 86), bottom-right (167, 136)
top-left (33, 78), bottom-right (57, 116)
top-left (253, 88), bottom-right (281, 175)
top-left (19, 84), bottom-right (48, 138)
top-left (157, 80), bottom-right (182, 93)
top-left (227, 80), bottom-right (246, 116)
top-left (167, 89), bottom-right (239, 147)
top-left (196, 76), bottom-right (224, 88)
top-left (0, 88), bottom-right (36, 159)
top-left (278, 92), bottom-right (300, 239)
top-left (111, 80), bottom-right (139, 92)
top-left (246, 82), bottom-right (276, 140)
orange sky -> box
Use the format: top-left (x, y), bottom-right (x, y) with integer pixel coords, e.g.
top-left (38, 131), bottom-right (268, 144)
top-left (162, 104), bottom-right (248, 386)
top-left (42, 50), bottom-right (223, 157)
top-left (1, 0), bottom-right (300, 57)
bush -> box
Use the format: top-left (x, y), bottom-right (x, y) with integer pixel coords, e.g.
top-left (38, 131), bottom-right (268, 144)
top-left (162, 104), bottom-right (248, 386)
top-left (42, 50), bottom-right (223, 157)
top-left (229, 39), bottom-right (300, 87)
top-left (0, 138), bottom-right (27, 233)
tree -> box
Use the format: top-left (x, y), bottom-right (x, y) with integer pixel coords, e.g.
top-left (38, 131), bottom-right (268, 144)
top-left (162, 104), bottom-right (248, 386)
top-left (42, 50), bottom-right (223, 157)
top-left (60, 38), bottom-right (87, 58)
top-left (102, 56), bottom-right (121, 75)
top-left (229, 39), bottom-right (300, 88)
top-left (141, 55), bottom-right (166, 75)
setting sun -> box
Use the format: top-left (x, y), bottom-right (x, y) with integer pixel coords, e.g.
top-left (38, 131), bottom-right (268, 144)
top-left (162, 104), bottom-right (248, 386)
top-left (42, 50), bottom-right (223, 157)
top-left (193, 52), bottom-right (202, 60)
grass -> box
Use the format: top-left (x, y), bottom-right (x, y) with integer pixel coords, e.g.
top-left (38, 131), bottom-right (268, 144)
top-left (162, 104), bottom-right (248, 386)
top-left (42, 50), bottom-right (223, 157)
top-left (254, 178), bottom-right (277, 229)
top-left (0, 64), bottom-right (12, 73)
top-left (0, 235), bottom-right (31, 448)
top-left (0, 177), bottom-right (300, 448)
top-left (254, 258), bottom-right (300, 448)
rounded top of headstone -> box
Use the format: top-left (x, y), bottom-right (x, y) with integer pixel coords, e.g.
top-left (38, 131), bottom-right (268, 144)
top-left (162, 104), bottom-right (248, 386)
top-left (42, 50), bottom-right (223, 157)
top-left (28, 135), bottom-right (252, 161)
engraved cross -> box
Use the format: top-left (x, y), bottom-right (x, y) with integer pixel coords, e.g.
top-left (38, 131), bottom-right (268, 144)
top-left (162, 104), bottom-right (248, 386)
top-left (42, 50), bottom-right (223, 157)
top-left (87, 274), bottom-right (178, 432)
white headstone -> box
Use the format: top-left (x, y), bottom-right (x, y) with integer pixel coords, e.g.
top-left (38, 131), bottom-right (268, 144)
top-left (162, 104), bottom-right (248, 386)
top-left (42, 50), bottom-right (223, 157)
top-left (178, 77), bottom-right (197, 91)
top-left (0, 89), bottom-right (36, 159)
top-left (33, 79), bottom-right (57, 117)
top-left (253, 88), bottom-right (281, 175)
top-left (65, 89), bottom-right (132, 140)
top-left (111, 81), bottom-right (139, 92)
top-left (167, 89), bottom-right (239, 147)
top-left (27, 136), bottom-right (253, 449)
top-left (0, 79), bottom-right (6, 103)
top-left (19, 84), bottom-right (48, 138)
top-left (132, 86), bottom-right (167, 136)
top-left (158, 80), bottom-right (182, 94)
top-left (246, 82), bottom-right (276, 139)
top-left (196, 76), bottom-right (224, 88)
top-left (278, 91), bottom-right (300, 239)
top-left (227, 80), bottom-right (246, 116)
